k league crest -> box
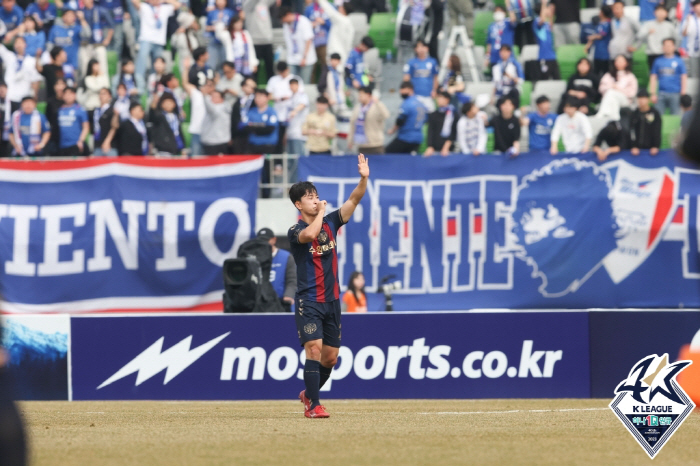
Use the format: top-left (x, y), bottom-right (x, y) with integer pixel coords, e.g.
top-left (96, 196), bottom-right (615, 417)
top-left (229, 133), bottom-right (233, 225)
top-left (609, 354), bottom-right (695, 459)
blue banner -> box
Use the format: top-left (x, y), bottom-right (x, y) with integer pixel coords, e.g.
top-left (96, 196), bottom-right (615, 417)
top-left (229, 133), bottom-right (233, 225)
top-left (0, 156), bottom-right (262, 313)
top-left (70, 312), bottom-right (590, 400)
top-left (299, 151), bottom-right (700, 310)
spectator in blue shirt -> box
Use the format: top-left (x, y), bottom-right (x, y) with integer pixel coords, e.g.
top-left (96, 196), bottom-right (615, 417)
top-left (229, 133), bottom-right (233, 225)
top-left (9, 96), bottom-right (50, 156)
top-left (47, 9), bottom-right (91, 75)
top-left (403, 39), bottom-right (439, 112)
top-left (57, 87), bottom-right (89, 156)
top-left (492, 44), bottom-right (523, 108)
top-left (345, 36), bottom-right (372, 89)
top-left (485, 5), bottom-right (516, 69)
top-left (585, 5), bottom-right (613, 75)
top-left (19, 16), bottom-right (45, 58)
top-left (521, 95), bottom-right (556, 152)
top-left (304, 0), bottom-right (330, 79)
top-left (25, 0), bottom-right (57, 36)
top-left (246, 88), bottom-right (279, 153)
top-left (79, 0), bottom-right (114, 77)
top-left (206, 0), bottom-right (235, 71)
top-left (650, 38), bottom-right (688, 115)
top-left (0, 0), bottom-right (24, 34)
top-left (96, 0), bottom-right (126, 59)
top-left (533, 0), bottom-right (560, 81)
top-left (385, 81), bottom-right (427, 154)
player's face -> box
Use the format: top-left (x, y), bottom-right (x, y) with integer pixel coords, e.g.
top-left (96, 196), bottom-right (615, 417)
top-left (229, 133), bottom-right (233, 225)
top-left (577, 60), bottom-right (590, 75)
top-left (663, 40), bottom-right (675, 55)
top-left (655, 7), bottom-right (667, 21)
top-left (297, 190), bottom-right (320, 215)
top-left (63, 91), bottom-right (76, 105)
top-left (537, 101), bottom-right (551, 114)
top-left (21, 100), bottom-right (35, 114)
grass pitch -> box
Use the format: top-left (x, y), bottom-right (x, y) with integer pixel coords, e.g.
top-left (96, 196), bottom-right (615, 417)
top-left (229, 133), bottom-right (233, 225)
top-left (20, 399), bottom-right (700, 466)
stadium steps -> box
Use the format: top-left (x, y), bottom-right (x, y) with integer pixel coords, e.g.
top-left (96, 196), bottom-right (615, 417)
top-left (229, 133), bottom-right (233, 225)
top-left (368, 13), bottom-right (397, 57)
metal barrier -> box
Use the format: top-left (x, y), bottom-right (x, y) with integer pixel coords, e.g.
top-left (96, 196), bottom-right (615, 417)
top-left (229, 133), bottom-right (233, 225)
top-left (260, 153), bottom-right (301, 198)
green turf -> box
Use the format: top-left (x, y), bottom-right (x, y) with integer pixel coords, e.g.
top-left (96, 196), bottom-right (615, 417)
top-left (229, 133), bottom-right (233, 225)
top-left (21, 400), bottom-right (700, 466)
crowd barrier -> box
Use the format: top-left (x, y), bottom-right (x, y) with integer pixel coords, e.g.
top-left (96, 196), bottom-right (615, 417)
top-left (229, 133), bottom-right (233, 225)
top-left (2, 310), bottom-right (698, 401)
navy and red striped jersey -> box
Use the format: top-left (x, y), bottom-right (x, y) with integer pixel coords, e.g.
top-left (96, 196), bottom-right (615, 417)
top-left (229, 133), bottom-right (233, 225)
top-left (288, 209), bottom-right (345, 303)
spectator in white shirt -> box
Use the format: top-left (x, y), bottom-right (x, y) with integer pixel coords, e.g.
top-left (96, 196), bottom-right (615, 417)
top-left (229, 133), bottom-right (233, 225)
top-left (280, 7), bottom-right (317, 86)
top-left (317, 0), bottom-right (355, 69)
top-left (133, 0), bottom-right (181, 92)
top-left (324, 52), bottom-right (347, 116)
top-left (457, 101), bottom-right (487, 155)
top-left (220, 14), bottom-right (258, 77)
top-left (0, 38), bottom-right (41, 113)
top-left (216, 61), bottom-right (244, 105)
top-left (683, 0), bottom-right (700, 78)
top-left (267, 60), bottom-right (304, 152)
top-left (550, 96), bottom-right (593, 155)
top-left (286, 78), bottom-right (310, 155)
top-left (182, 56), bottom-right (206, 156)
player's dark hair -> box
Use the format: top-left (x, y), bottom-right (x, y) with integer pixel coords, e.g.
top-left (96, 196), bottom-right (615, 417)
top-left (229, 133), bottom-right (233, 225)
top-left (359, 86), bottom-right (372, 95)
top-left (347, 271), bottom-right (365, 305)
top-left (317, 96), bottom-right (329, 104)
top-left (400, 81), bottom-right (414, 90)
top-left (289, 78), bottom-right (299, 85)
top-left (361, 36), bottom-right (374, 49)
top-left (662, 37), bottom-right (676, 46)
top-left (681, 94), bottom-right (692, 108)
top-left (536, 95), bottom-right (550, 105)
top-left (500, 43), bottom-right (511, 52)
top-left (276, 61), bottom-right (289, 72)
top-left (289, 181), bottom-right (318, 208)
top-left (461, 101), bottom-right (474, 115)
top-left (564, 96), bottom-right (579, 108)
top-left (193, 47), bottom-right (208, 61)
top-left (278, 6), bottom-right (292, 19)
top-left (437, 90), bottom-right (451, 100)
top-left (600, 5), bottom-right (613, 18)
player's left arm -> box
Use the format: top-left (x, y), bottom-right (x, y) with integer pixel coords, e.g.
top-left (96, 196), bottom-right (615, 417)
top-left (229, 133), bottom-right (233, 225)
top-left (339, 153), bottom-right (369, 223)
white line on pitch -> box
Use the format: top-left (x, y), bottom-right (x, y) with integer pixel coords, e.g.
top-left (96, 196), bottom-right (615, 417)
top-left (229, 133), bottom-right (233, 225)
top-left (419, 407), bottom-right (609, 415)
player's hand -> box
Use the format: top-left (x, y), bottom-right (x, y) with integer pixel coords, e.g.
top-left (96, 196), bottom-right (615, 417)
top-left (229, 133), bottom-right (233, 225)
top-left (650, 147), bottom-right (659, 156)
top-left (317, 200), bottom-right (327, 214)
top-left (77, 141), bottom-right (84, 152)
top-left (283, 297), bottom-right (294, 304)
top-left (550, 146), bottom-right (558, 156)
top-left (631, 147), bottom-right (640, 156)
top-left (423, 147), bottom-right (434, 157)
top-left (357, 153), bottom-right (369, 178)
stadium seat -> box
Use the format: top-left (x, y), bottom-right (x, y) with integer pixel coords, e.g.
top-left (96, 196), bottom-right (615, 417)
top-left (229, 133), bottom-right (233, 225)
top-left (486, 130), bottom-right (495, 153)
top-left (107, 51), bottom-right (118, 79)
top-left (173, 55), bottom-right (182, 83)
top-left (473, 11), bottom-right (493, 48)
top-left (37, 101), bottom-right (46, 114)
top-left (349, 12), bottom-right (369, 48)
top-left (368, 13), bottom-right (397, 57)
top-left (182, 122), bottom-right (191, 149)
top-left (419, 124), bottom-right (428, 153)
top-left (624, 5), bottom-right (640, 22)
top-left (632, 46), bottom-right (649, 88)
top-left (556, 45), bottom-right (587, 82)
top-left (661, 115), bottom-right (681, 149)
top-left (687, 77), bottom-right (699, 102)
top-left (520, 80), bottom-right (532, 107)
top-left (580, 8), bottom-right (598, 24)
top-left (532, 80), bottom-right (567, 114)
top-left (465, 81), bottom-right (495, 100)
top-left (182, 97), bottom-right (190, 123)
top-left (519, 45), bottom-right (539, 65)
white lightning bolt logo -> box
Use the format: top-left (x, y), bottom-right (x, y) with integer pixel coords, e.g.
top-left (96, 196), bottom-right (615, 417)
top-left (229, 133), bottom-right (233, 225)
top-left (97, 333), bottom-right (230, 389)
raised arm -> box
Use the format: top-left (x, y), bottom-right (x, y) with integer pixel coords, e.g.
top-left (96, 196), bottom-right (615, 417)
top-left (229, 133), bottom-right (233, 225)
top-left (339, 154), bottom-right (369, 222)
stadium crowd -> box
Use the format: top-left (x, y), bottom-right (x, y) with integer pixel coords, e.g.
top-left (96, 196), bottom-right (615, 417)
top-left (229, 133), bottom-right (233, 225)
top-left (0, 0), bottom-right (695, 163)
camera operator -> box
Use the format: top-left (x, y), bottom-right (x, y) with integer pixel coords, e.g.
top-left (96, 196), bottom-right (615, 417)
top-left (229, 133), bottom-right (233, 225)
top-left (257, 228), bottom-right (296, 312)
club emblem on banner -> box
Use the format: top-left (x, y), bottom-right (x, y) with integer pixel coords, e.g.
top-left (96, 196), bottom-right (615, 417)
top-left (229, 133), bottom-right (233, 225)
top-left (609, 354), bottom-right (694, 459)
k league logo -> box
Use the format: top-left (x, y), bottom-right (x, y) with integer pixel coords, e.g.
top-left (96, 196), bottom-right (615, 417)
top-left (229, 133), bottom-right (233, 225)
top-left (609, 354), bottom-right (695, 459)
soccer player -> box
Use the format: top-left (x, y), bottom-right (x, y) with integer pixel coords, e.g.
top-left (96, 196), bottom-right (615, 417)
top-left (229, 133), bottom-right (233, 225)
top-left (288, 153), bottom-right (370, 418)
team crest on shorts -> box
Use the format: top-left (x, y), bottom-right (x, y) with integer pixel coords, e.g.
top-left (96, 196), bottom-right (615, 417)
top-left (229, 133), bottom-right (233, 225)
top-left (318, 231), bottom-right (328, 244)
top-left (609, 354), bottom-right (695, 459)
top-left (304, 323), bottom-right (317, 335)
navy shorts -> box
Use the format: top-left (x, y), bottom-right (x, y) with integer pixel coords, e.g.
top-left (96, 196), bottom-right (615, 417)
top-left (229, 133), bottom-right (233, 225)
top-left (295, 297), bottom-right (342, 348)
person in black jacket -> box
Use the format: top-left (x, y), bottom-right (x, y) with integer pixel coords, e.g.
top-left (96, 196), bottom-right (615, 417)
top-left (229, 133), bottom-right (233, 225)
top-left (231, 76), bottom-right (257, 154)
top-left (593, 120), bottom-right (628, 161)
top-left (149, 94), bottom-right (186, 155)
top-left (490, 96), bottom-right (521, 156)
top-left (557, 58), bottom-right (601, 114)
top-left (0, 326), bottom-right (27, 466)
top-left (93, 88), bottom-right (118, 156)
top-left (116, 102), bottom-right (149, 155)
top-left (630, 89), bottom-right (661, 156)
top-left (45, 78), bottom-right (66, 156)
top-left (424, 91), bottom-right (458, 156)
